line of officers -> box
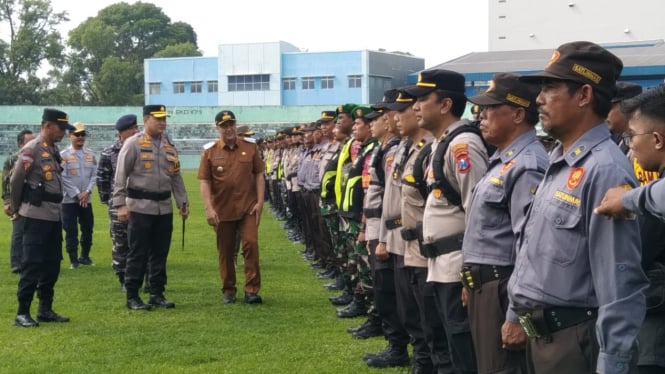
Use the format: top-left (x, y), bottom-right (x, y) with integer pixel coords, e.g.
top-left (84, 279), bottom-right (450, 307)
top-left (262, 41), bottom-right (663, 374)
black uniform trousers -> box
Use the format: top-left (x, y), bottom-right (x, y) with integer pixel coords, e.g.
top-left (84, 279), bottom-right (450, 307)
top-left (467, 277), bottom-right (526, 374)
top-left (432, 281), bottom-right (478, 373)
top-left (10, 216), bottom-right (24, 270)
top-left (373, 251), bottom-right (409, 349)
top-left (302, 190), bottom-right (332, 262)
top-left (17, 217), bottom-right (63, 313)
top-left (126, 211), bottom-right (172, 296)
top-left (61, 202), bottom-right (94, 261)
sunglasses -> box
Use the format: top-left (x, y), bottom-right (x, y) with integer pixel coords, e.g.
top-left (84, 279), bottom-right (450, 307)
top-left (72, 132), bottom-right (87, 137)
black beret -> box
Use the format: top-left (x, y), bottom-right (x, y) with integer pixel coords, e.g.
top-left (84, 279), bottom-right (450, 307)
top-left (115, 114), bottom-right (138, 131)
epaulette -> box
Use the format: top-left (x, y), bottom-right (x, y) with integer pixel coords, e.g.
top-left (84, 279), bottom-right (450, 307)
top-left (202, 141), bottom-right (216, 150)
top-left (243, 137), bottom-right (256, 144)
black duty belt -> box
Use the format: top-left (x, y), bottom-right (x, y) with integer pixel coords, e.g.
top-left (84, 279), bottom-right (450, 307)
top-left (127, 188), bottom-right (171, 201)
top-left (384, 217), bottom-right (402, 230)
top-left (460, 264), bottom-right (514, 290)
top-left (400, 227), bottom-right (419, 241)
top-left (518, 307), bottom-right (598, 339)
top-left (420, 234), bottom-right (464, 258)
top-left (303, 188), bottom-right (321, 194)
top-left (364, 207), bottom-right (382, 219)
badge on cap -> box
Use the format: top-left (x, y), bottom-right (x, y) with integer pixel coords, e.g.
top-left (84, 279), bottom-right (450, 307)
top-left (546, 50), bottom-right (561, 69)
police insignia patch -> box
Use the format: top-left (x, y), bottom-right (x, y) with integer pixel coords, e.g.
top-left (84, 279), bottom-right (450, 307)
top-left (385, 156), bottom-right (394, 173)
top-left (500, 160), bottom-right (515, 174)
top-left (433, 188), bottom-right (443, 199)
top-left (22, 153), bottom-right (34, 171)
top-left (566, 167), bottom-right (585, 190)
top-left (457, 156), bottom-right (471, 173)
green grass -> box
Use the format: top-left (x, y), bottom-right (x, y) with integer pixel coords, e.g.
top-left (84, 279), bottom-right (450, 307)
top-left (0, 170), bottom-right (406, 373)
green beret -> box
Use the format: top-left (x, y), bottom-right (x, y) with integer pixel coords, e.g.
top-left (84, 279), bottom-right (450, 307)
top-left (351, 106), bottom-right (372, 120)
top-left (336, 104), bottom-right (357, 116)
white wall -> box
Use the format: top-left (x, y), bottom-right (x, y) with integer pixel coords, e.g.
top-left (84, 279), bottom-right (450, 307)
top-left (489, 0), bottom-right (664, 51)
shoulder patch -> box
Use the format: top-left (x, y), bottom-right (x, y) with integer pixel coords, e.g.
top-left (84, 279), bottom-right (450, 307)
top-left (202, 141), bottom-right (216, 150)
top-left (243, 137), bottom-right (256, 144)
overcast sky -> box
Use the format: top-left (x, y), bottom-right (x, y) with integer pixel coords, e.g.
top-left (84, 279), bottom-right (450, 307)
top-left (49, 0), bottom-right (489, 68)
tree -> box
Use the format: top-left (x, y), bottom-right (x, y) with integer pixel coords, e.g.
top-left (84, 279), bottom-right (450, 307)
top-left (154, 42), bottom-right (201, 58)
top-left (67, 1), bottom-right (199, 105)
top-left (0, 0), bottom-right (67, 104)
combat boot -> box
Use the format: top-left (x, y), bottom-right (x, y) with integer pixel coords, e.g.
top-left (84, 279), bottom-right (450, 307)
top-left (365, 344), bottom-right (410, 368)
top-left (352, 315), bottom-right (383, 339)
top-left (336, 294), bottom-right (368, 318)
top-left (36, 300), bottom-right (70, 322)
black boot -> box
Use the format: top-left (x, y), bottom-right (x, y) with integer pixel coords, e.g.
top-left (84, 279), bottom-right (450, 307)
top-left (365, 344), bottom-right (410, 368)
top-left (352, 313), bottom-right (383, 339)
top-left (336, 294), bottom-right (368, 318)
top-left (329, 284), bottom-right (353, 306)
top-left (126, 290), bottom-right (151, 310)
top-left (36, 300), bottom-right (70, 322)
top-left (15, 301), bottom-right (38, 327)
top-left (118, 272), bottom-right (126, 292)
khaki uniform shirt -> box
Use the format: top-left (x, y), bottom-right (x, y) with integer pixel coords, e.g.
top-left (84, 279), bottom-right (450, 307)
top-left (424, 120), bottom-right (488, 283)
top-left (10, 136), bottom-right (63, 222)
top-left (380, 140), bottom-right (410, 256)
top-left (197, 137), bottom-right (263, 221)
top-left (112, 132), bottom-right (188, 215)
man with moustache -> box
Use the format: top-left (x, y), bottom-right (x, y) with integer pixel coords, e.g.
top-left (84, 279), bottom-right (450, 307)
top-left (199, 110), bottom-right (265, 305)
top-left (10, 108), bottom-right (75, 327)
top-left (461, 73), bottom-right (548, 374)
top-left (113, 105), bottom-right (189, 310)
top-left (407, 69), bottom-right (489, 373)
top-left (509, 41), bottom-right (647, 373)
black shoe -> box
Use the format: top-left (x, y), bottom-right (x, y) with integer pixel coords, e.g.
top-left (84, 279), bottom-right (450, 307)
top-left (78, 257), bottom-right (94, 266)
top-left (222, 294), bottom-right (237, 304)
top-left (69, 262), bottom-right (79, 269)
top-left (244, 293), bottom-right (262, 304)
top-left (149, 294), bottom-right (175, 308)
top-left (336, 298), bottom-right (368, 318)
top-left (353, 320), bottom-right (383, 339)
top-left (366, 346), bottom-right (410, 368)
top-left (36, 310), bottom-right (70, 323)
top-left (317, 268), bottom-right (337, 279)
top-left (411, 362), bottom-right (434, 374)
top-left (14, 314), bottom-right (39, 327)
top-left (310, 261), bottom-right (324, 269)
top-left (362, 344), bottom-right (393, 362)
top-left (329, 292), bottom-right (353, 306)
top-left (11, 266), bottom-right (21, 274)
top-left (347, 318), bottom-right (372, 334)
top-left (126, 297), bottom-right (152, 310)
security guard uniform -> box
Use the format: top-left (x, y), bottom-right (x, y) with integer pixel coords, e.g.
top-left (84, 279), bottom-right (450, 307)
top-left (423, 119), bottom-right (488, 373)
top-left (112, 125), bottom-right (188, 306)
top-left (61, 132), bottom-right (98, 267)
top-left (10, 108), bottom-right (75, 326)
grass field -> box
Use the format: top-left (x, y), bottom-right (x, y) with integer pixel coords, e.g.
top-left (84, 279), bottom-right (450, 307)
top-left (0, 170), bottom-right (407, 373)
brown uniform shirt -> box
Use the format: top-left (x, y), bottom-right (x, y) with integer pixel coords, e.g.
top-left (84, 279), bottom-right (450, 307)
top-left (198, 138), bottom-right (263, 221)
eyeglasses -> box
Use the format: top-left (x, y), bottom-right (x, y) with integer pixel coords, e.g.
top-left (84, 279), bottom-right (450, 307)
top-left (621, 132), bottom-right (652, 147)
top-left (72, 132), bottom-right (87, 138)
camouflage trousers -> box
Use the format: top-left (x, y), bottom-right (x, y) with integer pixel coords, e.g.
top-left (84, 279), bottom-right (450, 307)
top-left (321, 202), bottom-right (341, 264)
top-left (108, 206), bottom-right (129, 274)
top-left (338, 217), bottom-right (372, 292)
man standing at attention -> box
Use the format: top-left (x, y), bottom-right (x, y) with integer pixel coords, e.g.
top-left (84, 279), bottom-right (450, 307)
top-left (61, 122), bottom-right (98, 269)
top-left (508, 41), bottom-right (647, 374)
top-left (10, 109), bottom-right (75, 327)
top-left (199, 110), bottom-right (265, 305)
top-left (113, 105), bottom-right (189, 311)
top-left (97, 114), bottom-right (139, 290)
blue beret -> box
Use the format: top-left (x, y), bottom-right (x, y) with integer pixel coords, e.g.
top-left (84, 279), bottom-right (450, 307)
top-left (116, 114), bottom-right (137, 131)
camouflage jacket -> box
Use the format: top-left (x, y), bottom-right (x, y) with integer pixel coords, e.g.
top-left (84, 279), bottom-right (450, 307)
top-left (2, 153), bottom-right (18, 203)
top-left (96, 139), bottom-right (122, 204)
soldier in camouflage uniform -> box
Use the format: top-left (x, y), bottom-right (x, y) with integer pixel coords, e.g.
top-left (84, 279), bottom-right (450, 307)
top-left (2, 129), bottom-right (35, 274)
top-left (96, 114), bottom-right (139, 289)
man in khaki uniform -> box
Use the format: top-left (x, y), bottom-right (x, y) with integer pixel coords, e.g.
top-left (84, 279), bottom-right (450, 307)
top-left (113, 105), bottom-right (189, 311)
top-left (10, 108), bottom-right (75, 327)
top-left (407, 69), bottom-right (489, 373)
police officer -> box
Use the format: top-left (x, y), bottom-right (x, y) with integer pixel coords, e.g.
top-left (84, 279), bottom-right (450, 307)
top-left (3, 129), bottom-right (34, 274)
top-left (199, 110), bottom-right (265, 305)
top-left (508, 41), bottom-right (647, 374)
top-left (113, 105), bottom-right (189, 310)
top-left (407, 69), bottom-right (489, 373)
top-left (10, 108), bottom-right (75, 327)
top-left (594, 85), bottom-right (665, 374)
top-left (461, 73), bottom-right (547, 374)
top-left (61, 122), bottom-right (98, 269)
top-left (97, 114), bottom-right (139, 289)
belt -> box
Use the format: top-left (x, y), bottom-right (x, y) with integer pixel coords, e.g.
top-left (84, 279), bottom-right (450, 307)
top-left (518, 307), bottom-right (598, 339)
top-left (364, 207), bottom-right (382, 219)
top-left (400, 227), bottom-right (419, 241)
top-left (303, 188), bottom-right (321, 194)
top-left (420, 233), bottom-right (464, 258)
top-left (127, 188), bottom-right (171, 201)
top-left (384, 217), bottom-right (402, 230)
top-left (460, 264), bottom-right (514, 290)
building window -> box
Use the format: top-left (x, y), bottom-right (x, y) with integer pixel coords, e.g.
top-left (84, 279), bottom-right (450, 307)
top-left (283, 78), bottom-right (296, 90)
top-left (173, 82), bottom-right (185, 94)
top-left (321, 76), bottom-right (334, 89)
top-left (191, 81), bottom-right (202, 93)
top-left (207, 80), bottom-right (218, 93)
top-left (348, 75), bottom-right (362, 88)
top-left (149, 82), bottom-right (161, 95)
top-left (302, 77), bottom-right (315, 90)
top-left (228, 74), bottom-right (270, 92)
